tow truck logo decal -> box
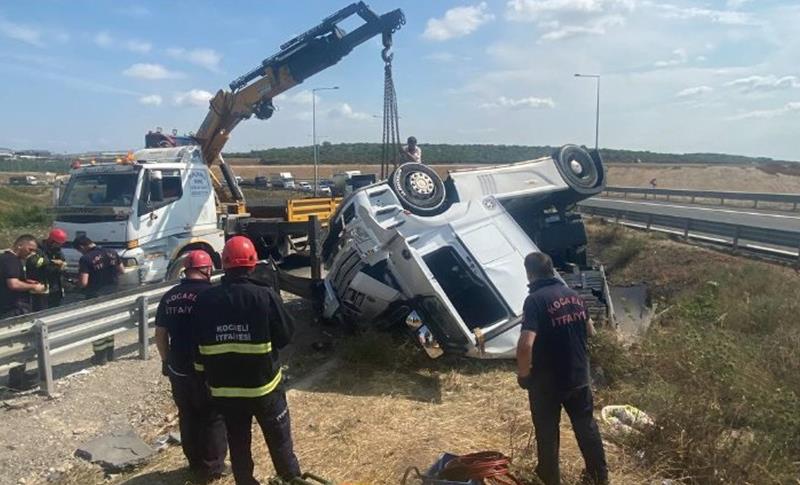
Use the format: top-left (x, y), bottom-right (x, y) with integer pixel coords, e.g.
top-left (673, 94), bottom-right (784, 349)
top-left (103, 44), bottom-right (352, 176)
top-left (189, 170), bottom-right (211, 197)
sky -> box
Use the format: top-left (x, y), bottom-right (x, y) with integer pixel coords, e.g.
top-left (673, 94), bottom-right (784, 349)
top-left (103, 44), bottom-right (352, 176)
top-left (0, 0), bottom-right (798, 160)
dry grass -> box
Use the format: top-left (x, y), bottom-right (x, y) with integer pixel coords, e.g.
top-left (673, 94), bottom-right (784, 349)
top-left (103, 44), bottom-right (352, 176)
top-left (606, 163), bottom-right (800, 192)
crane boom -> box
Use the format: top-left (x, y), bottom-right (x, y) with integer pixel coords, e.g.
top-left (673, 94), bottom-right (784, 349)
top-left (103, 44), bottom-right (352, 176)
top-left (192, 2), bottom-right (405, 205)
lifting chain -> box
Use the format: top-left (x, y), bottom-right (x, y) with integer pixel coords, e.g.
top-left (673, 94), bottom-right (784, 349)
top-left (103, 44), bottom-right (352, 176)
top-left (381, 37), bottom-right (402, 180)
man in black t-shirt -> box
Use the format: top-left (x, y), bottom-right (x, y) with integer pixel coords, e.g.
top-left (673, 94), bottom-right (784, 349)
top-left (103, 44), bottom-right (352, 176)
top-left (74, 235), bottom-right (124, 365)
top-left (516, 252), bottom-right (607, 485)
top-left (1, 235), bottom-right (46, 318)
top-left (155, 250), bottom-right (226, 481)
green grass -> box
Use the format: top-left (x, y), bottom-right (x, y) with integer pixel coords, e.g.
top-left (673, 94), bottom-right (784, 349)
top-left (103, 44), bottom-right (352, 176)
top-left (0, 186), bottom-right (53, 247)
top-left (590, 227), bottom-right (800, 483)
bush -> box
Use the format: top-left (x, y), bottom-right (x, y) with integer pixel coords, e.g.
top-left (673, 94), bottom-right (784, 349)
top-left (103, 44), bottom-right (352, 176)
top-left (0, 206), bottom-right (51, 228)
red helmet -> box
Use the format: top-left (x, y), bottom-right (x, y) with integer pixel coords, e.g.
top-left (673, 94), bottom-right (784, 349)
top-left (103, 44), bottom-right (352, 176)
top-left (48, 228), bottom-right (68, 245)
top-left (183, 250), bottom-right (213, 270)
top-left (222, 236), bottom-right (258, 269)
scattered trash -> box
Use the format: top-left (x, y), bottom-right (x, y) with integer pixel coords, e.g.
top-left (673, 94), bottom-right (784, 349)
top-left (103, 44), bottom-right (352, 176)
top-left (402, 452), bottom-right (521, 485)
top-left (601, 405), bottom-right (654, 436)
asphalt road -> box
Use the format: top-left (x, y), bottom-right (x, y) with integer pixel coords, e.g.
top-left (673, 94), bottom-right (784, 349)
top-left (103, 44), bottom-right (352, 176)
top-left (580, 198), bottom-right (800, 234)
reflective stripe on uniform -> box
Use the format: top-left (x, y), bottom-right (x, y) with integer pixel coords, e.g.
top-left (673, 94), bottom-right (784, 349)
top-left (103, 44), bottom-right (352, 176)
top-left (193, 362), bottom-right (205, 372)
top-left (209, 369), bottom-right (282, 398)
top-left (198, 342), bottom-right (272, 356)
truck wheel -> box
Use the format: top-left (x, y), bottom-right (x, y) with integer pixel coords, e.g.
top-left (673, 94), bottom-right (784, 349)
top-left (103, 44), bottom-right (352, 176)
top-left (389, 163), bottom-right (447, 216)
top-left (553, 144), bottom-right (601, 193)
top-left (165, 249), bottom-right (214, 282)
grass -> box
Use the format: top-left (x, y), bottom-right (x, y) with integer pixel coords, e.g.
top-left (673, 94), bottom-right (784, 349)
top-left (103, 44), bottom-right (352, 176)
top-left (589, 222), bottom-right (800, 483)
top-left (0, 185), bottom-right (54, 247)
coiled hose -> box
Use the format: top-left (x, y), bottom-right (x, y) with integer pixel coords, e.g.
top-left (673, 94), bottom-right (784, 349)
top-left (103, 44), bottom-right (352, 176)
top-left (403, 451), bottom-right (522, 485)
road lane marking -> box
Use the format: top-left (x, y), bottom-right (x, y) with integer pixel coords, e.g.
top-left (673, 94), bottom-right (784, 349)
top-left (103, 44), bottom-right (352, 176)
top-left (595, 199), bottom-right (800, 221)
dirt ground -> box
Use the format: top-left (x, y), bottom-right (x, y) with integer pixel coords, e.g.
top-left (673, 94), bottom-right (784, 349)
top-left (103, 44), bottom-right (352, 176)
top-left (605, 163), bottom-right (800, 192)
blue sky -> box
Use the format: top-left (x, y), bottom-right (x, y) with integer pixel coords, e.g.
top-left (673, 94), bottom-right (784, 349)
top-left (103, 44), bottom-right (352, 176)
top-left (0, 1), bottom-right (798, 160)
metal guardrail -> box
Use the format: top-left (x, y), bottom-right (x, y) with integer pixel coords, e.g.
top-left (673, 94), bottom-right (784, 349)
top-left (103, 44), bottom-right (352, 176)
top-left (0, 275), bottom-right (222, 396)
top-left (603, 186), bottom-right (800, 211)
top-left (579, 202), bottom-right (800, 261)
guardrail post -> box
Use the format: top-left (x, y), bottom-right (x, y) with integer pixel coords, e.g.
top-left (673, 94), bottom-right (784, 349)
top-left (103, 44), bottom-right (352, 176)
top-left (34, 320), bottom-right (54, 397)
top-left (309, 215), bottom-right (321, 281)
top-left (646, 214), bottom-right (653, 232)
top-left (691, 195), bottom-right (696, 204)
top-left (732, 226), bottom-right (740, 250)
top-left (137, 296), bottom-right (149, 360)
top-left (683, 219), bottom-right (691, 239)
top-left (793, 202), bottom-right (798, 212)
top-left (753, 200), bottom-right (758, 209)
top-left (720, 198), bottom-right (725, 206)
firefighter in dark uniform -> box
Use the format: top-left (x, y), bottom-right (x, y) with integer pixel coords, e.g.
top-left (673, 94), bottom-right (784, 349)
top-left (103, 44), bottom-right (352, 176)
top-left (26, 228), bottom-right (68, 312)
top-left (193, 236), bottom-right (301, 484)
top-left (74, 235), bottom-right (124, 365)
top-left (516, 252), bottom-right (608, 485)
top-left (155, 250), bottom-right (227, 481)
top-left (0, 235), bottom-right (44, 319)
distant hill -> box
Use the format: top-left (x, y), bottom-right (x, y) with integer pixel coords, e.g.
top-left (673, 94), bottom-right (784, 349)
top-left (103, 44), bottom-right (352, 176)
top-left (227, 143), bottom-right (794, 166)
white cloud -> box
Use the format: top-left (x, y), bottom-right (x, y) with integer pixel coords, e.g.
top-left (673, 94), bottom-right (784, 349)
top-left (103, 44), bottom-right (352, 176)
top-left (174, 89), bottom-right (214, 107)
top-left (166, 47), bottom-right (222, 71)
top-left (654, 48), bottom-right (688, 67)
top-left (275, 90), bottom-right (317, 107)
top-left (726, 0), bottom-right (751, 9)
top-left (122, 63), bottom-right (183, 80)
top-left (654, 4), bottom-right (757, 26)
top-left (423, 3), bottom-right (495, 41)
top-left (138, 94), bottom-right (163, 106)
top-left (0, 17), bottom-right (44, 47)
top-left (480, 96), bottom-right (555, 109)
top-left (125, 40), bottom-right (152, 53)
top-left (327, 103), bottom-right (372, 121)
top-left (724, 75), bottom-right (800, 93)
top-left (506, 0), bottom-right (635, 20)
top-left (728, 102), bottom-right (800, 120)
top-left (540, 14), bottom-right (625, 41)
top-left (675, 85), bottom-right (713, 98)
top-left (424, 52), bottom-right (473, 63)
top-left (93, 31), bottom-right (113, 48)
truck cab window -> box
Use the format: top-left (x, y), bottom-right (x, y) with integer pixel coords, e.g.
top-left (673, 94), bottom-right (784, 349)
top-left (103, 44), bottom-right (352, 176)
top-left (62, 173), bottom-right (138, 207)
top-left (139, 169), bottom-right (182, 215)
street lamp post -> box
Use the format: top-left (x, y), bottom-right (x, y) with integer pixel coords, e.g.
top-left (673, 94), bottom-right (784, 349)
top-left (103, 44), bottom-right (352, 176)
top-left (312, 86), bottom-right (339, 196)
top-left (574, 73), bottom-right (600, 151)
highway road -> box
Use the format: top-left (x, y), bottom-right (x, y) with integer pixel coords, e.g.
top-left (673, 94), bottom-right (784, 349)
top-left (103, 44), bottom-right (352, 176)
top-left (580, 198), bottom-right (800, 234)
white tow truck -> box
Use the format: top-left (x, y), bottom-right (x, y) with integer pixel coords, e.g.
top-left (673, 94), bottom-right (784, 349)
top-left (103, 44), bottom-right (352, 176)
top-left (50, 2), bottom-right (406, 285)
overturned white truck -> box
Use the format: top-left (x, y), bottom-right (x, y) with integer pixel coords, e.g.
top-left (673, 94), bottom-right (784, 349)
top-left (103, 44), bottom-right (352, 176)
top-left (320, 144), bottom-right (609, 359)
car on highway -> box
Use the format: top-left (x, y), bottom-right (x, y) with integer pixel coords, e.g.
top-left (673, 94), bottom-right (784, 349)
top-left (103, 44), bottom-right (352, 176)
top-left (320, 144), bottom-right (608, 359)
top-left (298, 181), bottom-right (312, 191)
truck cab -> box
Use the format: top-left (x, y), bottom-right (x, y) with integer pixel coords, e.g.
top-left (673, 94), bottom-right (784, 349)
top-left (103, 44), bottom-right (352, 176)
top-left (54, 146), bottom-right (224, 286)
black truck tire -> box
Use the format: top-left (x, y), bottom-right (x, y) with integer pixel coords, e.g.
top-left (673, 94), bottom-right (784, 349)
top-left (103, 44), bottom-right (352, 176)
top-left (552, 144), bottom-right (602, 193)
top-left (389, 163), bottom-right (447, 216)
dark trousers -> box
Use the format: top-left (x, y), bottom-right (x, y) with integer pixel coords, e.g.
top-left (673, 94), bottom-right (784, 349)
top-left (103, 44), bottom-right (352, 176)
top-left (31, 294), bottom-right (48, 312)
top-left (169, 370), bottom-right (228, 475)
top-left (529, 382), bottom-right (608, 485)
top-left (216, 391), bottom-right (301, 484)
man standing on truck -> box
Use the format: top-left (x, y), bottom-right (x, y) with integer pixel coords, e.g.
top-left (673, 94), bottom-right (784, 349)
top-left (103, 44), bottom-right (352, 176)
top-left (74, 235), bottom-right (124, 365)
top-left (26, 228), bottom-right (68, 311)
top-left (155, 250), bottom-right (227, 481)
top-left (400, 136), bottom-right (422, 163)
top-left (516, 252), bottom-right (608, 485)
top-left (0, 235), bottom-right (45, 319)
top-left (193, 236), bottom-right (301, 484)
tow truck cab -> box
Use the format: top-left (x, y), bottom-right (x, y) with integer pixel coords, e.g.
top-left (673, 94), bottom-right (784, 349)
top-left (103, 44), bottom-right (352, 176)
top-left (54, 146), bottom-right (224, 286)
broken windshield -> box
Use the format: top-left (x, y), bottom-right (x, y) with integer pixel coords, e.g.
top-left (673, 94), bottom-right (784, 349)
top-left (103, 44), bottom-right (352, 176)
top-left (61, 173), bottom-right (138, 207)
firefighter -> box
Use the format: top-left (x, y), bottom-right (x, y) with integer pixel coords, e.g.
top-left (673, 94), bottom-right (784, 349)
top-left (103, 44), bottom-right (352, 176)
top-left (26, 228), bottom-right (68, 311)
top-left (193, 236), bottom-right (301, 484)
top-left (74, 235), bottom-right (124, 365)
top-left (155, 250), bottom-right (227, 480)
top-left (516, 252), bottom-right (608, 485)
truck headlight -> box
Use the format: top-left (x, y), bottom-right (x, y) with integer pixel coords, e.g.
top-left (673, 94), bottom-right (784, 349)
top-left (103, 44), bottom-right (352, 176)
top-left (122, 257), bottom-right (138, 268)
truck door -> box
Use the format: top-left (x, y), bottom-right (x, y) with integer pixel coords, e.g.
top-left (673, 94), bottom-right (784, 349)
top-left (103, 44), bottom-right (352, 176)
top-left (136, 168), bottom-right (185, 246)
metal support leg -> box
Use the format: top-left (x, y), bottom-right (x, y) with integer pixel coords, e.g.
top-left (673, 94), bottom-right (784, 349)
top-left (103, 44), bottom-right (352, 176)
top-left (137, 296), bottom-right (149, 360)
top-left (35, 320), bottom-right (54, 396)
top-left (309, 215), bottom-right (321, 281)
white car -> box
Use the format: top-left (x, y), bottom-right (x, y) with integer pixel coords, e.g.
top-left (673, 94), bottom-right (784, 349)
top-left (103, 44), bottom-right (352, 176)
top-left (298, 181), bottom-right (312, 191)
top-left (321, 145), bottom-right (608, 359)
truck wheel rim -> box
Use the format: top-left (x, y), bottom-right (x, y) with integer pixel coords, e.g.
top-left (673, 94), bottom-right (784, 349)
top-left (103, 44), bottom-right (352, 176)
top-left (408, 171), bottom-right (435, 197)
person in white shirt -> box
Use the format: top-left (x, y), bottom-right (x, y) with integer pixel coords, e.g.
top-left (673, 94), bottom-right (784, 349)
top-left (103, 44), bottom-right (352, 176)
top-left (400, 136), bottom-right (422, 163)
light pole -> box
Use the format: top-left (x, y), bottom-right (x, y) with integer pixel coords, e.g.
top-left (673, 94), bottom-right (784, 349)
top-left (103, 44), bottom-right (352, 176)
top-left (312, 86), bottom-right (339, 196)
top-left (574, 73), bottom-right (600, 151)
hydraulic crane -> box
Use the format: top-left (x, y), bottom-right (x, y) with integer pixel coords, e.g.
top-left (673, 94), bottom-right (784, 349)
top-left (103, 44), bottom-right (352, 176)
top-left (190, 2), bottom-right (405, 213)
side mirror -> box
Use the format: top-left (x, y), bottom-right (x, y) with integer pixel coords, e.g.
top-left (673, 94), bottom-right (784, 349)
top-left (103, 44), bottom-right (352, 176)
top-left (149, 171), bottom-right (164, 203)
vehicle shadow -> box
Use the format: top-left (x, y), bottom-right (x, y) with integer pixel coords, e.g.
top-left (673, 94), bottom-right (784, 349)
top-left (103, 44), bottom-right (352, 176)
top-left (117, 467), bottom-right (198, 485)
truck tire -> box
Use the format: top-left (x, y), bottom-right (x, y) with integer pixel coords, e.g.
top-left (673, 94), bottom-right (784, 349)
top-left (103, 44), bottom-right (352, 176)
top-left (389, 163), bottom-right (447, 216)
top-left (552, 144), bottom-right (602, 193)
